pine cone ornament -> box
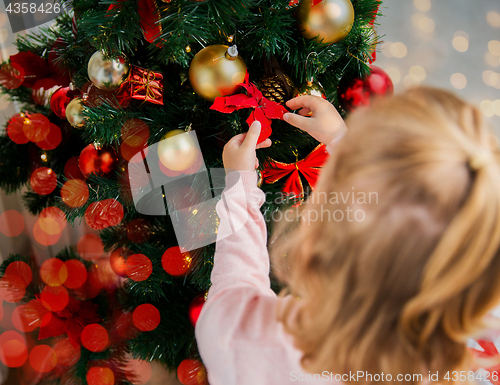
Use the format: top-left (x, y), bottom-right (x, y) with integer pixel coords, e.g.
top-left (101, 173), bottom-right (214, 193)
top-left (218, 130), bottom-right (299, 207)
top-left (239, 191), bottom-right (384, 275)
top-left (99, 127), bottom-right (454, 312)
top-left (259, 74), bottom-right (295, 105)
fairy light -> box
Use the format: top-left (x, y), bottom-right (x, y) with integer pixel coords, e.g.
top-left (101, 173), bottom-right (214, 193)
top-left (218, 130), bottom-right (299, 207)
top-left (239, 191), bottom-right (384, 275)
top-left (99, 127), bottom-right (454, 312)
top-left (450, 73), bottom-right (467, 89)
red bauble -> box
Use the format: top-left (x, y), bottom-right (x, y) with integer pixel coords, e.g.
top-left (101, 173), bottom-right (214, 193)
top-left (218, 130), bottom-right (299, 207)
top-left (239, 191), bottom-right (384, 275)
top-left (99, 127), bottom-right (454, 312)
top-left (177, 359), bottom-right (208, 385)
top-left (110, 248), bottom-right (128, 277)
top-left (338, 65), bottom-right (393, 113)
top-left (79, 144), bottom-right (118, 178)
top-left (188, 294), bottom-right (206, 327)
top-left (51, 87), bottom-right (79, 118)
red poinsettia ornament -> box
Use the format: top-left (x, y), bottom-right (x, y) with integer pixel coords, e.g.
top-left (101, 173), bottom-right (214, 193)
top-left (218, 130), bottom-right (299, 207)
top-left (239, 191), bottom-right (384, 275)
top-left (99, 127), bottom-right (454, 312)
top-left (210, 73), bottom-right (288, 144)
top-left (262, 144), bottom-right (329, 197)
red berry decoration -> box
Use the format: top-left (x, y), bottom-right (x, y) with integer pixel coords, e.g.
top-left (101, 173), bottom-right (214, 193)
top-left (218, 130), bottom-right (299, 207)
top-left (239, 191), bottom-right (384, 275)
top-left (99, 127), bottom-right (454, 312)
top-left (188, 294), bottom-right (206, 327)
top-left (177, 359), bottom-right (208, 385)
top-left (338, 65), bottom-right (394, 113)
top-left (79, 144), bottom-right (118, 178)
top-left (85, 199), bottom-right (124, 230)
top-left (161, 247), bottom-right (192, 277)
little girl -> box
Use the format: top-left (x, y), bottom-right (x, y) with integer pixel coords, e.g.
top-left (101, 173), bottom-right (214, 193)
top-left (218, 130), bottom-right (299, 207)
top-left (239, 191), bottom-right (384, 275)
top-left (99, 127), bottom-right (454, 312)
top-left (195, 87), bottom-right (500, 384)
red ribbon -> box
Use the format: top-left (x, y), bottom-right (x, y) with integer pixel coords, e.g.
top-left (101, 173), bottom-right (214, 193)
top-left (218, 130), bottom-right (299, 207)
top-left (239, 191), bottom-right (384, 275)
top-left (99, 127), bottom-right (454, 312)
top-left (470, 340), bottom-right (500, 384)
top-left (210, 73), bottom-right (288, 144)
top-left (35, 295), bottom-right (101, 344)
top-left (262, 144), bottom-right (329, 197)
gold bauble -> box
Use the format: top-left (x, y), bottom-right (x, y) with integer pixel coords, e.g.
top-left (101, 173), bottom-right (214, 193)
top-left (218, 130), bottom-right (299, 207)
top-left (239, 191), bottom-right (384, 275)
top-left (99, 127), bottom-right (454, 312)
top-left (294, 81), bottom-right (326, 99)
top-left (158, 130), bottom-right (199, 171)
top-left (87, 51), bottom-right (130, 91)
top-left (65, 97), bottom-right (85, 128)
top-left (188, 45), bottom-right (247, 101)
top-left (297, 0), bottom-right (355, 44)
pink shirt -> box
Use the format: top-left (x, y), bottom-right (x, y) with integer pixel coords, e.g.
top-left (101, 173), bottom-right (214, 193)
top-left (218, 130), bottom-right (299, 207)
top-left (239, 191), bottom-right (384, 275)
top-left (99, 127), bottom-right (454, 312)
top-left (195, 141), bottom-right (342, 385)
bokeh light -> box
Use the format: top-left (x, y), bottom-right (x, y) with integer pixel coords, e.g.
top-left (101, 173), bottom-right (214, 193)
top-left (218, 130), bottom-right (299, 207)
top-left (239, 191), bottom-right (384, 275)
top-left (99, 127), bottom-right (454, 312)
top-left (81, 324), bottom-right (109, 352)
top-left (489, 40), bottom-right (500, 56)
top-left (0, 210), bottom-right (25, 237)
top-left (38, 207), bottom-right (66, 236)
top-left (53, 338), bottom-right (81, 366)
top-left (0, 275), bottom-right (26, 302)
top-left (485, 52), bottom-right (500, 68)
top-left (450, 73), bottom-right (467, 89)
top-left (414, 0), bottom-right (431, 12)
top-left (63, 259), bottom-right (88, 289)
top-left (87, 367), bottom-right (115, 385)
top-left (162, 247), bottom-right (192, 276)
top-left (132, 304), bottom-right (161, 332)
top-left (77, 233), bottom-right (104, 261)
top-left (389, 42), bottom-right (408, 58)
top-left (409, 65), bottom-right (427, 82)
top-left (29, 345), bottom-right (57, 373)
top-left (480, 100), bottom-right (494, 117)
top-left (12, 304), bottom-right (39, 332)
top-left (61, 179), bottom-right (89, 208)
top-left (40, 258), bottom-right (68, 287)
top-left (384, 67), bottom-right (401, 85)
top-left (36, 123), bottom-right (61, 150)
top-left (5, 261), bottom-right (32, 287)
top-left (452, 31), bottom-right (469, 52)
top-left (494, 100), bottom-right (500, 117)
top-left (487, 11), bottom-right (500, 28)
top-left (22, 113), bottom-right (50, 142)
top-left (482, 70), bottom-right (499, 87)
top-left (0, 330), bottom-right (28, 367)
top-left (126, 254), bottom-right (153, 282)
top-left (40, 285), bottom-right (69, 312)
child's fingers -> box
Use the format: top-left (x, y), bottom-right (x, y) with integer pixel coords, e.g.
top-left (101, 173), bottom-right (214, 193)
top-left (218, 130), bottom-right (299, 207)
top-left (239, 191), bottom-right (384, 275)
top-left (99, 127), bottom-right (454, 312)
top-left (298, 107), bottom-right (312, 116)
top-left (283, 112), bottom-right (314, 132)
top-left (255, 158), bottom-right (259, 169)
top-left (242, 121), bottom-right (261, 149)
top-left (225, 133), bottom-right (246, 148)
top-left (256, 138), bottom-right (272, 149)
top-left (286, 95), bottom-right (323, 111)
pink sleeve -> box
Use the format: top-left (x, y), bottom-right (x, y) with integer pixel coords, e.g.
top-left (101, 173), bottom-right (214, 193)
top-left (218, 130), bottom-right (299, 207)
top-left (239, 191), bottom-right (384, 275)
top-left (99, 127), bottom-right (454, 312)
top-left (195, 171), bottom-right (292, 383)
top-left (326, 133), bottom-right (344, 154)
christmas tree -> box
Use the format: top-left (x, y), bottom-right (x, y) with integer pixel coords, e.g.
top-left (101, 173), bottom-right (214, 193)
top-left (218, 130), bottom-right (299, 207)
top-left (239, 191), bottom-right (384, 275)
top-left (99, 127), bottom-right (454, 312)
top-left (0, 0), bottom-right (388, 383)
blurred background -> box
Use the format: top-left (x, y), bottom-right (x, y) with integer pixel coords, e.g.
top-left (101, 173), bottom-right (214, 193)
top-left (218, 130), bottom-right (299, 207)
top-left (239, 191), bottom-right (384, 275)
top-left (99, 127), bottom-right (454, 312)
top-left (0, 0), bottom-right (499, 383)
top-left (376, 0), bottom-right (500, 136)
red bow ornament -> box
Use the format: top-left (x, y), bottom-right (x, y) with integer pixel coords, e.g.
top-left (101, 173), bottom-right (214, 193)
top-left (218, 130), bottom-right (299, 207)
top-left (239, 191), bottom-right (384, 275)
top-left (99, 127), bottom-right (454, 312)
top-left (210, 73), bottom-right (288, 144)
top-left (262, 144), bottom-right (329, 197)
top-left (470, 340), bottom-right (500, 385)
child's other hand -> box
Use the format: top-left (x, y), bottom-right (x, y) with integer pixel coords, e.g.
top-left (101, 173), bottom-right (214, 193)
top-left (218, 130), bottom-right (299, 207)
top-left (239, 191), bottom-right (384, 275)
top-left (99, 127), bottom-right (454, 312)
top-left (284, 95), bottom-right (347, 145)
top-left (223, 121), bottom-right (272, 173)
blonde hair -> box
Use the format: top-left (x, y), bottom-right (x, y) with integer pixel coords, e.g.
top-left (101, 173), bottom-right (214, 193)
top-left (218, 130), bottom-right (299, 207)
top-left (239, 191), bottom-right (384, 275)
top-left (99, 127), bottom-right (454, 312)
top-left (271, 87), bottom-right (500, 383)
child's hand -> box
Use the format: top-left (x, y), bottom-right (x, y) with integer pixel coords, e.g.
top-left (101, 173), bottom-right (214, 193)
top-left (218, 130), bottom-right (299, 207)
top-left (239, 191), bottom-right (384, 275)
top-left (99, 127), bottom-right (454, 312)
top-left (223, 121), bottom-right (272, 173)
top-left (284, 95), bottom-right (347, 145)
